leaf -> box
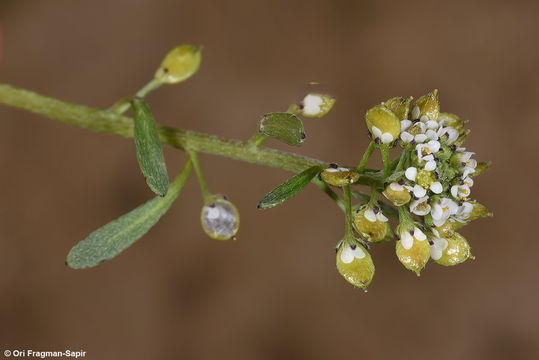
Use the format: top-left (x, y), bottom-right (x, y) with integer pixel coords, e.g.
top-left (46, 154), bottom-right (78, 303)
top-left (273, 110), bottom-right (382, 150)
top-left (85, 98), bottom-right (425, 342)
top-left (131, 97), bottom-right (169, 196)
top-left (66, 161), bottom-right (192, 269)
top-left (259, 112), bottom-right (306, 146)
top-left (257, 166), bottom-right (323, 209)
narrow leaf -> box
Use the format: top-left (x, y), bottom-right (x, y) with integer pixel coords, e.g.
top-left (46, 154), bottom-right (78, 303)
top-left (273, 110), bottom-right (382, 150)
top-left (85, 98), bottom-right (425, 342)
top-left (257, 166), bottom-right (323, 209)
top-left (131, 97), bottom-right (169, 196)
top-left (259, 112), bottom-right (306, 146)
top-left (66, 161), bottom-right (192, 269)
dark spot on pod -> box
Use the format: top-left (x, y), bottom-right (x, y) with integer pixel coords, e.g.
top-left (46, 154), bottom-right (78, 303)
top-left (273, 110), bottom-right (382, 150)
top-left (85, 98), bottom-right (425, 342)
top-left (427, 197), bottom-right (432, 203)
top-left (458, 200), bottom-right (464, 206)
top-left (209, 203), bottom-right (216, 208)
top-left (317, 173), bottom-right (322, 181)
top-left (443, 133), bottom-right (449, 138)
top-left (256, 203), bottom-right (262, 209)
top-left (460, 179), bottom-right (465, 185)
top-left (461, 162), bottom-right (467, 167)
top-left (396, 234), bottom-right (401, 240)
top-left (428, 240), bottom-right (434, 245)
top-left (355, 209), bottom-right (360, 213)
top-left (334, 247), bottom-right (339, 253)
top-left (410, 139), bottom-right (416, 145)
top-left (409, 230), bottom-right (415, 236)
top-left (374, 138), bottom-right (381, 144)
top-left (398, 179), bottom-right (405, 185)
top-left (434, 172), bottom-right (439, 179)
top-left (300, 132), bottom-right (306, 140)
top-left (373, 206), bottom-right (380, 214)
top-left (350, 244), bottom-right (357, 250)
top-left (222, 195), bottom-right (228, 200)
top-left (393, 139), bottom-right (399, 147)
top-left (412, 119), bottom-right (420, 124)
top-left (450, 145), bottom-right (457, 152)
top-left (64, 261), bottom-right (68, 266)
top-left (329, 163), bottom-right (339, 168)
top-left (298, 103), bottom-right (304, 110)
top-left (163, 67), bottom-right (169, 73)
top-left (383, 182), bottom-right (388, 188)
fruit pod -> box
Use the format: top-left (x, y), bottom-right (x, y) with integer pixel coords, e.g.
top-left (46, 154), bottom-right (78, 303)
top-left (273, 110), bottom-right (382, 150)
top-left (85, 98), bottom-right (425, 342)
top-left (200, 195), bottom-right (240, 240)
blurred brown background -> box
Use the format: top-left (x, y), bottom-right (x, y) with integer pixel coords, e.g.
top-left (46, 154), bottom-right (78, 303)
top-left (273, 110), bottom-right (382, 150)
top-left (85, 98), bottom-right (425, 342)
top-left (0, 1), bottom-right (538, 359)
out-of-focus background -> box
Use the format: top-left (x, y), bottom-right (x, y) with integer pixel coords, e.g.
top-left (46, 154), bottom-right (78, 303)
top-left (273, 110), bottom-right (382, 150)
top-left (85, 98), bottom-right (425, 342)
top-left (0, 1), bottom-right (538, 359)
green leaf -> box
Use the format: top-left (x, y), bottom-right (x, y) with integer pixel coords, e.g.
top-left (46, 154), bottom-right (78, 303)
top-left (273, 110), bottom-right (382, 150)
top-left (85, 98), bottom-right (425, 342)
top-left (259, 112), bottom-right (306, 146)
top-left (131, 97), bottom-right (169, 196)
top-left (257, 166), bottom-right (323, 209)
top-left (66, 161), bottom-right (192, 269)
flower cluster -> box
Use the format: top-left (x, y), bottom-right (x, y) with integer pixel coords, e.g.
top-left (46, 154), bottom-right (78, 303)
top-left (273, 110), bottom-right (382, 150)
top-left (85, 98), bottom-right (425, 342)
top-left (329, 90), bottom-right (491, 290)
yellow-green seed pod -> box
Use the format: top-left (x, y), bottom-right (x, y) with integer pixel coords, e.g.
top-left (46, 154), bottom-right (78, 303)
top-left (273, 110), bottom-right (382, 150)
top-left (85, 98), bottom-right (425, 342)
top-left (154, 45), bottom-right (202, 85)
top-left (411, 90), bottom-right (439, 121)
top-left (320, 165), bottom-right (359, 187)
top-left (200, 195), bottom-right (240, 240)
top-left (434, 221), bottom-right (455, 238)
top-left (353, 207), bottom-right (391, 243)
top-left (383, 96), bottom-right (412, 120)
top-left (396, 237), bottom-right (430, 275)
top-left (365, 105), bottom-right (400, 144)
top-left (383, 182), bottom-right (411, 206)
top-left (299, 93), bottom-right (336, 118)
top-left (434, 232), bottom-right (473, 266)
top-left (336, 243), bottom-right (375, 291)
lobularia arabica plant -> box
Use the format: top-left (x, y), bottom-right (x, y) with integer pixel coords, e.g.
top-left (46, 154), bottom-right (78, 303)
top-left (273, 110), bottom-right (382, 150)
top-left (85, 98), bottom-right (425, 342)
top-left (0, 45), bottom-right (492, 290)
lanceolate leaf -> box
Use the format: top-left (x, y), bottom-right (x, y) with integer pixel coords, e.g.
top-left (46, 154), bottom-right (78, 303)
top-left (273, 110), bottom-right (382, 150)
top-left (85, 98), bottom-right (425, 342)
top-left (131, 97), bottom-right (169, 196)
top-left (66, 161), bottom-right (192, 269)
top-left (257, 166), bottom-right (323, 209)
top-left (259, 112), bottom-right (306, 146)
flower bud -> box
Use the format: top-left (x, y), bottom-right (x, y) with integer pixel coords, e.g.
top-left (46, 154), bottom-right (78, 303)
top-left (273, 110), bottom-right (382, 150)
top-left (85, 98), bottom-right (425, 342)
top-left (431, 232), bottom-right (473, 266)
top-left (353, 206), bottom-right (391, 243)
top-left (383, 182), bottom-right (411, 206)
top-left (438, 112), bottom-right (468, 133)
top-left (320, 164), bottom-right (359, 187)
top-left (365, 105), bottom-right (400, 144)
top-left (383, 96), bottom-right (412, 120)
top-left (299, 93), bottom-right (336, 118)
top-left (411, 90), bottom-right (439, 121)
top-left (200, 195), bottom-right (240, 240)
top-left (336, 242), bottom-right (375, 291)
top-left (154, 45), bottom-right (202, 85)
top-left (396, 235), bottom-right (430, 276)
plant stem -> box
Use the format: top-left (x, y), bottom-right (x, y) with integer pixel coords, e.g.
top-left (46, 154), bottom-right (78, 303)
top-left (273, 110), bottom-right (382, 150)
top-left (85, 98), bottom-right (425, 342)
top-left (313, 178), bottom-right (345, 211)
top-left (357, 140), bottom-right (376, 173)
top-left (380, 145), bottom-right (391, 177)
top-left (247, 131), bottom-right (269, 148)
top-left (187, 150), bottom-right (211, 202)
top-left (112, 79), bottom-right (162, 114)
top-left (342, 185), bottom-right (355, 241)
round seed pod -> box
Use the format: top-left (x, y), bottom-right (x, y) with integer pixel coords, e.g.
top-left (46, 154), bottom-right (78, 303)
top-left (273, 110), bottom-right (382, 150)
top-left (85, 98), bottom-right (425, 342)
top-left (154, 45), bottom-right (202, 85)
top-left (383, 96), bottom-right (412, 120)
top-left (365, 105), bottom-right (400, 144)
top-left (353, 207), bottom-right (391, 243)
top-left (396, 236), bottom-right (430, 276)
top-left (320, 165), bottom-right (359, 187)
top-left (200, 196), bottom-right (240, 241)
top-left (299, 93), bottom-right (336, 118)
top-left (383, 182), bottom-right (411, 206)
top-left (434, 232), bottom-right (473, 266)
top-left (336, 242), bottom-right (375, 291)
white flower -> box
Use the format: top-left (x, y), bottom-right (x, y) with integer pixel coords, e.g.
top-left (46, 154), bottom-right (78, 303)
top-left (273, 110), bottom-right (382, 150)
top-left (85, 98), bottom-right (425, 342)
top-left (430, 181), bottom-right (443, 194)
top-left (409, 196), bottom-right (431, 216)
top-left (340, 244), bottom-right (366, 263)
top-left (455, 148), bottom-right (477, 178)
top-left (400, 121), bottom-right (427, 144)
top-left (301, 94), bottom-right (323, 116)
top-left (389, 182), bottom-right (405, 191)
top-left (451, 184), bottom-right (471, 200)
top-left (364, 208), bottom-right (388, 223)
top-left (451, 201), bottom-right (474, 223)
top-left (416, 140), bottom-right (440, 161)
top-left (430, 232), bottom-right (449, 260)
top-left (437, 126), bottom-right (459, 144)
top-left (400, 226), bottom-right (427, 250)
top-left (372, 125), bottom-right (394, 144)
top-left (431, 198), bottom-right (459, 227)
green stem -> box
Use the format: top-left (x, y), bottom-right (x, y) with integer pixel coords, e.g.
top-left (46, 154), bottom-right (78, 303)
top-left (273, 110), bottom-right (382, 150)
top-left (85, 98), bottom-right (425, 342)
top-left (313, 178), bottom-right (345, 211)
top-left (380, 145), bottom-right (391, 177)
top-left (357, 140), bottom-right (376, 173)
top-left (112, 79), bottom-right (162, 114)
top-left (394, 149), bottom-right (409, 173)
top-left (398, 205), bottom-right (413, 225)
top-left (369, 187), bottom-right (378, 206)
top-left (342, 185), bottom-right (355, 241)
top-left (247, 131), bottom-right (270, 148)
top-left (187, 150), bottom-right (211, 202)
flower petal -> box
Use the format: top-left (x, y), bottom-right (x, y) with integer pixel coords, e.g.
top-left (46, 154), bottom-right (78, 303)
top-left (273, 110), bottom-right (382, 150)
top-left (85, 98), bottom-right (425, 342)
top-left (401, 232), bottom-right (414, 249)
top-left (364, 208), bottom-right (377, 222)
top-left (430, 182), bottom-right (443, 194)
top-left (405, 167), bottom-right (417, 181)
